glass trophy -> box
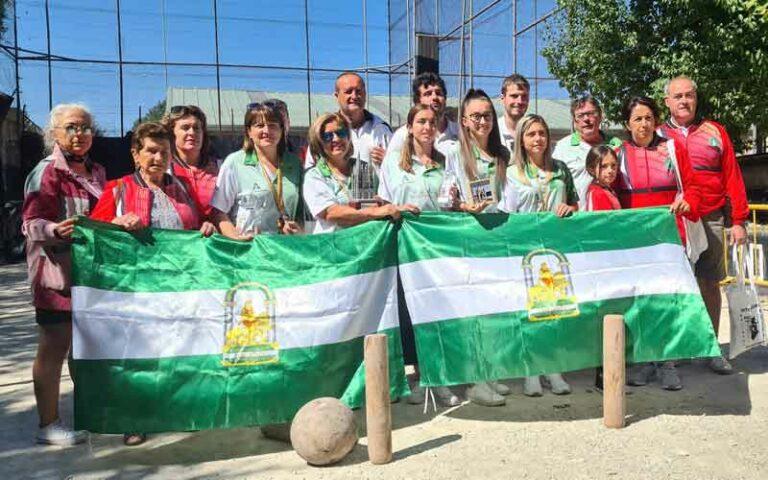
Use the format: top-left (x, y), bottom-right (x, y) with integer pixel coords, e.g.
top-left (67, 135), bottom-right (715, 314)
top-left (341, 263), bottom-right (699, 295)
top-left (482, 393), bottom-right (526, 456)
top-left (349, 157), bottom-right (379, 209)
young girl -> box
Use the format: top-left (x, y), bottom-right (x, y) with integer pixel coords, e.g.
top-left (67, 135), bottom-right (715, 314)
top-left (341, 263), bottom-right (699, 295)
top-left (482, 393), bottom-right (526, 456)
top-left (583, 145), bottom-right (621, 391)
top-left (584, 145), bottom-right (621, 212)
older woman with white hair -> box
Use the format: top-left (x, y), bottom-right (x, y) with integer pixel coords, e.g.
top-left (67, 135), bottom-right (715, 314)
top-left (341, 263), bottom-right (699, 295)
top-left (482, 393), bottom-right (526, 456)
top-left (22, 103), bottom-right (106, 446)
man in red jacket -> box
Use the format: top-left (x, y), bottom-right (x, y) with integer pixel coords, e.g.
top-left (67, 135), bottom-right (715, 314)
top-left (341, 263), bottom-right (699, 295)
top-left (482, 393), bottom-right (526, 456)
top-left (660, 76), bottom-right (749, 374)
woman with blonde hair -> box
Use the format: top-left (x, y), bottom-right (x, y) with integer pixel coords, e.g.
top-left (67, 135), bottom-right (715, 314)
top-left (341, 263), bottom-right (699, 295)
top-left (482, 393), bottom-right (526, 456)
top-left (210, 102), bottom-right (303, 238)
top-left (499, 113), bottom-right (578, 397)
top-left (303, 112), bottom-right (418, 234)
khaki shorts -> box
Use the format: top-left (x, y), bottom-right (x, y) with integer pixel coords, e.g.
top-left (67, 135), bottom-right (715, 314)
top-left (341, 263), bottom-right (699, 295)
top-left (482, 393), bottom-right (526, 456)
top-left (694, 209), bottom-right (726, 281)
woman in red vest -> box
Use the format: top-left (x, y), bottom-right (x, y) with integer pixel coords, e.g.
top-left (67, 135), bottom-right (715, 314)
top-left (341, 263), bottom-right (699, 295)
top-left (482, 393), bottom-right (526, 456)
top-left (616, 96), bottom-right (701, 392)
top-left (91, 122), bottom-right (214, 236)
top-left (91, 122), bottom-right (214, 446)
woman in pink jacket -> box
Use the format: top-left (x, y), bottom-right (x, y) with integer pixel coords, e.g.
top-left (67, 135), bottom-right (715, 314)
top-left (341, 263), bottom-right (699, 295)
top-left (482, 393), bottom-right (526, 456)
top-left (22, 103), bottom-right (106, 446)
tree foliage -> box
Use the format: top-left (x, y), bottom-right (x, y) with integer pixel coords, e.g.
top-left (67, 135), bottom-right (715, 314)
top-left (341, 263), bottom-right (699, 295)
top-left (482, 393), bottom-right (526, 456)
top-left (543, 0), bottom-right (768, 149)
top-left (131, 100), bottom-right (166, 131)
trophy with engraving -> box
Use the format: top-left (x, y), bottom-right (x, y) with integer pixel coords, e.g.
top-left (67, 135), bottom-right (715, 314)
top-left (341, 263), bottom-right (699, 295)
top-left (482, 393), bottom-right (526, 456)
top-left (349, 147), bottom-right (380, 209)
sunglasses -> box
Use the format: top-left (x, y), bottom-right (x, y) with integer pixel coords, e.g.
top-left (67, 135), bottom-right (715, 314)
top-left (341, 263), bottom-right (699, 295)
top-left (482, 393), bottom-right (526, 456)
top-left (321, 128), bottom-right (350, 143)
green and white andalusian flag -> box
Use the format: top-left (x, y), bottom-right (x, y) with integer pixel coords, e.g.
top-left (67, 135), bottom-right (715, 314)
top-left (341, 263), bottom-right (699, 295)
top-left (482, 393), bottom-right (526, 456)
top-left (71, 218), bottom-right (406, 434)
top-left (397, 209), bottom-right (721, 386)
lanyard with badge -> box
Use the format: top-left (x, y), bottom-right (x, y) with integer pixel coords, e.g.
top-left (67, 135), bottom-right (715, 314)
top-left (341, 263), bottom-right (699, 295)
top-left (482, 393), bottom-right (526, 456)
top-left (468, 145), bottom-right (496, 204)
top-left (252, 152), bottom-right (289, 231)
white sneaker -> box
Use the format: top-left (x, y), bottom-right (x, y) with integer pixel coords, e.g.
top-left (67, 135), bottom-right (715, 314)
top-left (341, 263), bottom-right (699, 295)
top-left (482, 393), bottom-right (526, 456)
top-left (489, 381), bottom-right (511, 396)
top-left (407, 382), bottom-right (426, 405)
top-left (466, 382), bottom-right (506, 406)
top-left (36, 419), bottom-right (87, 446)
top-left (523, 376), bottom-right (543, 397)
top-left (546, 374), bottom-right (572, 395)
top-left (432, 386), bottom-right (461, 407)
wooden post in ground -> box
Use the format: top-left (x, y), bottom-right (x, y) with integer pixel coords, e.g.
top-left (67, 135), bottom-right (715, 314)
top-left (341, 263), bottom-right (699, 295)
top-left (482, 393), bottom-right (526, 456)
top-left (364, 334), bottom-right (392, 464)
top-left (603, 314), bottom-right (626, 429)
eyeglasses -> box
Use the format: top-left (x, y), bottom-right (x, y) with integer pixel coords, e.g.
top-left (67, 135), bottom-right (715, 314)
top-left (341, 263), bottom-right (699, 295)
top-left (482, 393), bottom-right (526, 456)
top-left (575, 110), bottom-right (600, 121)
top-left (465, 112), bottom-right (494, 124)
top-left (57, 124), bottom-right (93, 136)
top-left (321, 128), bottom-right (350, 143)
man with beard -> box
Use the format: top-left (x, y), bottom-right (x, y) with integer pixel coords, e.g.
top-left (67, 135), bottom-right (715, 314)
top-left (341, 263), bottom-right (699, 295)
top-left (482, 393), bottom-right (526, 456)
top-left (498, 74), bottom-right (530, 154)
top-left (659, 75), bottom-right (749, 374)
top-left (387, 72), bottom-right (458, 156)
top-left (305, 72), bottom-right (392, 169)
top-left (552, 95), bottom-right (622, 209)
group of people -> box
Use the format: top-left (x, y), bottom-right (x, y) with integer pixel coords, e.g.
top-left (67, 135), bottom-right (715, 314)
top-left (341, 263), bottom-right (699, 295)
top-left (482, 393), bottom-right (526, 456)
top-left (21, 70), bottom-right (749, 446)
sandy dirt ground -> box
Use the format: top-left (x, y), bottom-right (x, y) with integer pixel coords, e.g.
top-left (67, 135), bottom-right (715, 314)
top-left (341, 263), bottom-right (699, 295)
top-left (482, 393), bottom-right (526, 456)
top-left (1, 262), bottom-right (767, 480)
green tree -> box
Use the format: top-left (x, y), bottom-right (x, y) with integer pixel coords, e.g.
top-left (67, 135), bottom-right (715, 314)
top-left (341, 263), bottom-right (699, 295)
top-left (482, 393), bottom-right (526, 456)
top-left (543, 0), bottom-right (768, 150)
top-left (132, 100), bottom-right (166, 131)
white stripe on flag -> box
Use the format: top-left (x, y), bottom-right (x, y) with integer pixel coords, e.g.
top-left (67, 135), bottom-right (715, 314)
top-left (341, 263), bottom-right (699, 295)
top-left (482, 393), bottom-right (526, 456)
top-left (73, 267), bottom-right (398, 360)
top-left (399, 243), bottom-right (698, 325)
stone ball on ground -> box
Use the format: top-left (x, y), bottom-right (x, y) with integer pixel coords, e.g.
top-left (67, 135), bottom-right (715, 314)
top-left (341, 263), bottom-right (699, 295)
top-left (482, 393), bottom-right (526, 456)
top-left (290, 397), bottom-right (358, 466)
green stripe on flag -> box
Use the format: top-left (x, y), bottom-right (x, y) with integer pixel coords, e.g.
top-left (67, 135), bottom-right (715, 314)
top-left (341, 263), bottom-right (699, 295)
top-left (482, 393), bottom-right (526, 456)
top-left (398, 208), bottom-right (680, 264)
top-left (414, 294), bottom-right (719, 386)
top-left (72, 217), bottom-right (398, 293)
top-left (74, 328), bottom-right (407, 434)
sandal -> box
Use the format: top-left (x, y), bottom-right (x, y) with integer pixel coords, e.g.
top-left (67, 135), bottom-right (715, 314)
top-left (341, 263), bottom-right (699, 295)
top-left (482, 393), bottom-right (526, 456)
top-left (123, 433), bottom-right (147, 446)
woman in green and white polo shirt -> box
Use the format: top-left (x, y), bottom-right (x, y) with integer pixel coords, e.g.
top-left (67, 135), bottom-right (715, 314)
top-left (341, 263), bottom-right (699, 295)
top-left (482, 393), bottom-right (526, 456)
top-left (443, 88), bottom-right (510, 215)
top-left (210, 102), bottom-right (303, 238)
top-left (378, 104), bottom-right (447, 212)
top-left (303, 112), bottom-right (418, 234)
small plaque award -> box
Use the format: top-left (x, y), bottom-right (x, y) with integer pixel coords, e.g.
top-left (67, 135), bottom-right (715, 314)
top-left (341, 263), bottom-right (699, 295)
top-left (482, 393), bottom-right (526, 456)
top-left (469, 177), bottom-right (493, 204)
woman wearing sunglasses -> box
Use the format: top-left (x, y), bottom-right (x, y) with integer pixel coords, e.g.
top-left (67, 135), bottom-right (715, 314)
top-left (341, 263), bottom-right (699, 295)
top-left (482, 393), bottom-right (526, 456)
top-left (303, 112), bottom-right (418, 234)
top-left (210, 103), bottom-right (303, 238)
top-left (162, 105), bottom-right (221, 218)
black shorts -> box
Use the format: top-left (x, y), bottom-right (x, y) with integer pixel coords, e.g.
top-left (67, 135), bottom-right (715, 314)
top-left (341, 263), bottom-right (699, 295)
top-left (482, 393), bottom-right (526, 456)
top-left (35, 308), bottom-right (71, 325)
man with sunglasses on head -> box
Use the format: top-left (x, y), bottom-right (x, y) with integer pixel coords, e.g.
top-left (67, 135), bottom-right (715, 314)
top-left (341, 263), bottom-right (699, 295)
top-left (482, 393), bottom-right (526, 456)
top-left (387, 72), bottom-right (458, 156)
top-left (305, 72), bottom-right (392, 170)
top-left (498, 74), bottom-right (531, 154)
top-left (552, 95), bottom-right (622, 209)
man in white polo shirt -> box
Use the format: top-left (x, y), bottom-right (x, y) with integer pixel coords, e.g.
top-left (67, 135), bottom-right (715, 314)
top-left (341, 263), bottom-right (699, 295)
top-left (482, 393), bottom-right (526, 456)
top-left (305, 71), bottom-right (392, 169)
top-left (498, 74), bottom-right (530, 154)
top-left (552, 95), bottom-right (622, 209)
top-left (387, 72), bottom-right (458, 156)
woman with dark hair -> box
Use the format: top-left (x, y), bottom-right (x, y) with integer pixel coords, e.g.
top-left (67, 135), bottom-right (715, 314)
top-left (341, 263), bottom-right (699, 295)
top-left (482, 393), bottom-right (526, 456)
top-left (162, 105), bottom-right (221, 217)
top-left (209, 103), bottom-right (303, 239)
top-left (616, 95), bottom-right (702, 391)
top-left (91, 122), bottom-right (214, 446)
top-left (442, 89), bottom-right (512, 406)
top-left (91, 122), bottom-right (214, 234)
top-left (377, 104), bottom-right (460, 407)
top-left (444, 88), bottom-right (510, 215)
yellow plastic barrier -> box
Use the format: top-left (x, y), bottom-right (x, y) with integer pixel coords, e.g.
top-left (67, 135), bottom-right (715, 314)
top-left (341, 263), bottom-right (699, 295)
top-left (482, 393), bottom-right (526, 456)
top-left (721, 204), bottom-right (768, 287)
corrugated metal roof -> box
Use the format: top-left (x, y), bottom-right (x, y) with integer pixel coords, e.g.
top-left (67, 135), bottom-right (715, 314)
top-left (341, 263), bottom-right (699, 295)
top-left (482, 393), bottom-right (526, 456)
top-left (165, 87), bottom-right (582, 133)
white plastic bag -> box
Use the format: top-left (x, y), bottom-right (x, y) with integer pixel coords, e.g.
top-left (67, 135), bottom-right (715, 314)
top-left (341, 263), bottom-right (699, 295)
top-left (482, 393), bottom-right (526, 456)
top-left (725, 245), bottom-right (766, 359)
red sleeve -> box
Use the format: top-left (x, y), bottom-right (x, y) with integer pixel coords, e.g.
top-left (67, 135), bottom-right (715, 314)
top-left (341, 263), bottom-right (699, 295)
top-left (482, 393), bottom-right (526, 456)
top-left (716, 123), bottom-right (749, 225)
top-left (674, 139), bottom-right (702, 222)
top-left (587, 186), bottom-right (615, 211)
top-left (90, 180), bottom-right (119, 223)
